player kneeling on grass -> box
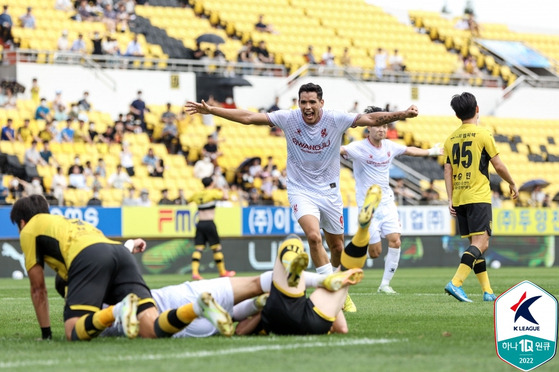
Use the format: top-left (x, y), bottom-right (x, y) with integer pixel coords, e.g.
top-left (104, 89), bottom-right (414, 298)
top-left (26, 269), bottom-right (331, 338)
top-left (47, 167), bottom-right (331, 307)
top-left (10, 195), bottom-right (233, 341)
top-left (236, 185), bottom-right (381, 335)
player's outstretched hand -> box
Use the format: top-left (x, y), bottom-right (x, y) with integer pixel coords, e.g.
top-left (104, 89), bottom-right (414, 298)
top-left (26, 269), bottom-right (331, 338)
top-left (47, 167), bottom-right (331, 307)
top-left (185, 100), bottom-right (211, 115)
top-left (428, 143), bottom-right (443, 156)
top-left (405, 105), bottom-right (419, 118)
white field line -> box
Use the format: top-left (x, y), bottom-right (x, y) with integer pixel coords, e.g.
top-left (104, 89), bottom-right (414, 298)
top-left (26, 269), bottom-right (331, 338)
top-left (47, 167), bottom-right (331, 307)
top-left (0, 337), bottom-right (402, 368)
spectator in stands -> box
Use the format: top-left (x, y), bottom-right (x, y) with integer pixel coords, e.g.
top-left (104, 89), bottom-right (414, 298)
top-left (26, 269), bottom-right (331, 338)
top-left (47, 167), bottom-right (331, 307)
top-left (374, 47), bottom-right (387, 79)
top-left (57, 30), bottom-right (70, 51)
top-left (267, 96), bottom-right (281, 113)
top-left (464, 55), bottom-right (482, 77)
top-left (340, 47), bottom-right (351, 67)
top-left (137, 188), bottom-right (152, 207)
top-left (393, 178), bottom-right (415, 205)
top-left (19, 7), bottom-right (35, 29)
top-left (17, 119), bottom-right (36, 143)
top-left (30, 78), bottom-right (40, 105)
top-left (86, 191), bottom-right (102, 206)
top-left (34, 98), bottom-right (52, 122)
top-left (348, 101), bottom-right (359, 113)
top-left (77, 91), bottom-right (92, 112)
top-left (74, 118), bottom-right (92, 144)
top-left (122, 186), bottom-right (138, 206)
top-left (61, 119), bottom-right (75, 143)
top-left (420, 180), bottom-right (440, 205)
top-left (466, 13), bottom-right (480, 37)
top-left (388, 49), bottom-right (405, 72)
top-left (102, 3), bottom-right (118, 33)
top-left (91, 31), bottom-right (103, 56)
top-left (202, 134), bottom-right (222, 164)
top-left (158, 188), bottom-right (174, 205)
top-left (321, 46), bottom-right (335, 67)
top-left (122, 112), bottom-right (138, 133)
top-left (113, 121), bottom-right (125, 144)
top-left (0, 5), bottom-right (14, 45)
top-left (212, 166), bottom-right (229, 190)
top-left (0, 86), bottom-right (6, 106)
top-left (38, 120), bottom-right (57, 143)
top-left (192, 42), bottom-right (206, 60)
top-left (87, 121), bottom-right (99, 142)
top-left (68, 165), bottom-right (88, 190)
top-left (161, 102), bottom-right (177, 125)
top-left (90, 171), bottom-right (103, 193)
top-left (193, 156), bottom-right (214, 180)
top-left (17, 176), bottom-right (43, 197)
top-left (108, 164), bottom-right (131, 189)
top-left (255, 41), bottom-right (274, 64)
top-left (303, 45), bottom-right (317, 64)
top-left (2, 87), bottom-right (16, 109)
top-left (254, 14), bottom-right (277, 34)
top-left (55, 0), bottom-right (74, 12)
top-left (260, 176), bottom-right (275, 205)
top-left (124, 34), bottom-right (144, 57)
top-left (94, 158), bottom-right (107, 178)
top-left (39, 140), bottom-right (57, 166)
top-left (149, 158), bottom-right (165, 178)
top-left (102, 33), bottom-right (120, 56)
top-left (70, 33), bottom-right (87, 54)
top-left (76, 0), bottom-right (100, 22)
top-left (83, 160), bottom-right (94, 180)
top-left (115, 2), bottom-right (130, 32)
top-left (24, 140), bottom-right (47, 168)
top-left (142, 147), bottom-right (158, 169)
top-left (237, 40), bottom-right (255, 64)
top-left (120, 142), bottom-right (135, 176)
top-left (248, 188), bottom-right (263, 205)
top-left (8, 177), bottom-right (23, 200)
top-left (542, 193), bottom-right (551, 207)
top-left (129, 90), bottom-right (149, 131)
top-left (530, 185), bottom-right (546, 207)
top-left (160, 115), bottom-right (180, 154)
top-left (222, 96), bottom-right (237, 109)
top-left (1, 118), bottom-right (15, 141)
top-left (386, 122), bottom-right (398, 139)
top-left (174, 188), bottom-right (188, 205)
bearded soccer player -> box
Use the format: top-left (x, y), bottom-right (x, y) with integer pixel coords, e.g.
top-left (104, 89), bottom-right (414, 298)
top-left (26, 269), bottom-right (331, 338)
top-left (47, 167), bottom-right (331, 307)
top-left (10, 194), bottom-right (233, 341)
top-left (443, 92), bottom-right (518, 302)
top-left (185, 82), bottom-right (419, 312)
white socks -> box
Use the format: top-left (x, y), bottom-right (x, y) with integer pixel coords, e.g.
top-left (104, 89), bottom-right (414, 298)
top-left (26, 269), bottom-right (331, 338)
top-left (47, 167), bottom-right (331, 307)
top-left (316, 263), bottom-right (333, 275)
top-left (381, 247), bottom-right (400, 287)
top-left (232, 299), bottom-right (259, 321)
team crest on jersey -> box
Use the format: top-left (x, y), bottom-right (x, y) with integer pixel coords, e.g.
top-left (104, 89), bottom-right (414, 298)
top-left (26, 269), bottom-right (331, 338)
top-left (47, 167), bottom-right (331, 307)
top-left (296, 128), bottom-right (302, 135)
top-left (293, 204), bottom-right (298, 212)
top-left (368, 154), bottom-right (373, 159)
top-left (387, 151), bottom-right (391, 157)
top-left (321, 128), bottom-right (327, 137)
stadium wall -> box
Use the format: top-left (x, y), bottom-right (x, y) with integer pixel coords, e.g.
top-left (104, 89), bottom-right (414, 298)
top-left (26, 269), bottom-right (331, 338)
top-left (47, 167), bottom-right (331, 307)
top-left (15, 63), bottom-right (559, 119)
top-left (0, 205), bottom-right (556, 277)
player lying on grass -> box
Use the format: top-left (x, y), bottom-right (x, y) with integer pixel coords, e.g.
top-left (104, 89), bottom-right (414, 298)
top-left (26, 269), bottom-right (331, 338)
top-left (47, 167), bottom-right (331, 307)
top-left (235, 185), bottom-right (382, 335)
top-left (55, 262), bottom-right (357, 337)
top-left (10, 194), bottom-right (233, 341)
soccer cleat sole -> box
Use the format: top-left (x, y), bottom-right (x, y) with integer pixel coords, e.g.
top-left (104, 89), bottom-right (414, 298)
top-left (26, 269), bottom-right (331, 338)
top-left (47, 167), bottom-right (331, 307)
top-left (120, 293), bottom-right (139, 339)
top-left (359, 185), bottom-right (382, 227)
top-left (199, 292), bottom-right (234, 337)
top-left (323, 269), bottom-right (364, 291)
top-left (287, 252), bottom-right (309, 287)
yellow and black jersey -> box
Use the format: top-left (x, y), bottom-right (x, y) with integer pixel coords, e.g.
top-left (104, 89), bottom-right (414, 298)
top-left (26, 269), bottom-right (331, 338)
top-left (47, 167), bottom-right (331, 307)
top-left (189, 189), bottom-right (223, 211)
top-left (20, 214), bottom-right (119, 280)
top-left (444, 124), bottom-right (498, 206)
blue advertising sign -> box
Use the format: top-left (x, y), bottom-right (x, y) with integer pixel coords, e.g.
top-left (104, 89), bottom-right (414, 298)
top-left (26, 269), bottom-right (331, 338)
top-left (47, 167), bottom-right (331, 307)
top-left (0, 206), bottom-right (122, 239)
top-left (478, 40), bottom-right (551, 68)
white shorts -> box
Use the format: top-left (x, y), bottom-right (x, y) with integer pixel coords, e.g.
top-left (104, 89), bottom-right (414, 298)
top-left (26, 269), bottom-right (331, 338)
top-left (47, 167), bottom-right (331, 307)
top-left (289, 189), bottom-right (344, 235)
top-left (369, 201), bottom-right (401, 244)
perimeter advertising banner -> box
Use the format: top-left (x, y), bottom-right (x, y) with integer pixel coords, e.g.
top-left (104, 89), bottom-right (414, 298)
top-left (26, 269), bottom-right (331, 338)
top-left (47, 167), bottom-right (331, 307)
top-left (493, 208), bottom-right (559, 235)
top-left (121, 206), bottom-right (241, 238)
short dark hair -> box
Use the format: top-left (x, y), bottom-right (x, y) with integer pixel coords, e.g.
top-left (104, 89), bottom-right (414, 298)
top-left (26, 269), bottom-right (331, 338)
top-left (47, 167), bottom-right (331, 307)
top-left (10, 195), bottom-right (50, 226)
top-left (202, 177), bottom-right (213, 188)
top-left (364, 106), bottom-right (384, 114)
top-left (450, 92), bottom-right (477, 121)
top-left (298, 83), bottom-right (323, 100)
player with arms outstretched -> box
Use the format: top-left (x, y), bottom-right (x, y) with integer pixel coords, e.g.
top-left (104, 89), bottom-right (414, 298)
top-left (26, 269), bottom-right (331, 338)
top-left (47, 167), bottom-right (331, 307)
top-left (185, 82), bottom-right (418, 311)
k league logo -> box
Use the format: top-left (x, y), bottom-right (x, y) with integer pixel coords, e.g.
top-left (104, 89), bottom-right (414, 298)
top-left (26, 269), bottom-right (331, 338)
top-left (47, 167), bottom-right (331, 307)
top-left (495, 280), bottom-right (558, 371)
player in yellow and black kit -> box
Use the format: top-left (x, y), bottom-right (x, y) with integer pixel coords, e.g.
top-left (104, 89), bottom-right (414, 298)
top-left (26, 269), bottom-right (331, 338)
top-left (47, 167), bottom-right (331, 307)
top-left (443, 92), bottom-right (518, 302)
top-left (189, 176), bottom-right (235, 280)
top-left (10, 195), bottom-right (234, 341)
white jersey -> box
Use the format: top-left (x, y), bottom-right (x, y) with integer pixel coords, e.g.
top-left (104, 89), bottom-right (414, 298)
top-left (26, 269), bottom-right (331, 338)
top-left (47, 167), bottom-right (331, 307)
top-left (342, 138), bottom-right (407, 208)
top-left (267, 109), bottom-right (358, 193)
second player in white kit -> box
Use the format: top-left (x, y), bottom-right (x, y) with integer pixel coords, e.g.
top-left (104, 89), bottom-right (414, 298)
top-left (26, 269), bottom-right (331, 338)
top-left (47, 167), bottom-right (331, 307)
top-left (341, 106), bottom-right (442, 294)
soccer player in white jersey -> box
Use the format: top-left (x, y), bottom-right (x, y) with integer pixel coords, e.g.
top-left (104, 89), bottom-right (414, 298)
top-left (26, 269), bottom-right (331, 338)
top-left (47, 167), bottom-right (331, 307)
top-left (340, 106), bottom-right (442, 294)
top-left (186, 83), bottom-right (418, 311)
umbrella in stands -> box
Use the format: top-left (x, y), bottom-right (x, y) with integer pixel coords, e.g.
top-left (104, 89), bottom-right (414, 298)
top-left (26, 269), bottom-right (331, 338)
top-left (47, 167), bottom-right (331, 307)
top-left (519, 179), bottom-right (550, 192)
top-left (237, 157), bottom-right (261, 171)
top-left (196, 33), bottom-right (225, 44)
top-left (216, 76), bottom-right (252, 87)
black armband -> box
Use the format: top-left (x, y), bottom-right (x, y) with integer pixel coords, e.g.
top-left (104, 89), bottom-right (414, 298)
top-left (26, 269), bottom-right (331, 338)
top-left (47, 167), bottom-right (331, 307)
top-left (41, 326), bottom-right (52, 340)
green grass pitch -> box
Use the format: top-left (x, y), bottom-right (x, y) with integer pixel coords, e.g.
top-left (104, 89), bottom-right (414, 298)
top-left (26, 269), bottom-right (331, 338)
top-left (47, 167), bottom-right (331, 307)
top-left (1, 267), bottom-right (558, 372)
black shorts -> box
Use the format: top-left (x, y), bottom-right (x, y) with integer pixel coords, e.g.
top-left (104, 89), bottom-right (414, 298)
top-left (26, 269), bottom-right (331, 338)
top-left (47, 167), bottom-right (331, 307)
top-left (64, 243), bottom-right (153, 320)
top-left (260, 283), bottom-right (333, 335)
top-left (454, 203), bottom-right (492, 238)
top-left (194, 220), bottom-right (220, 247)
